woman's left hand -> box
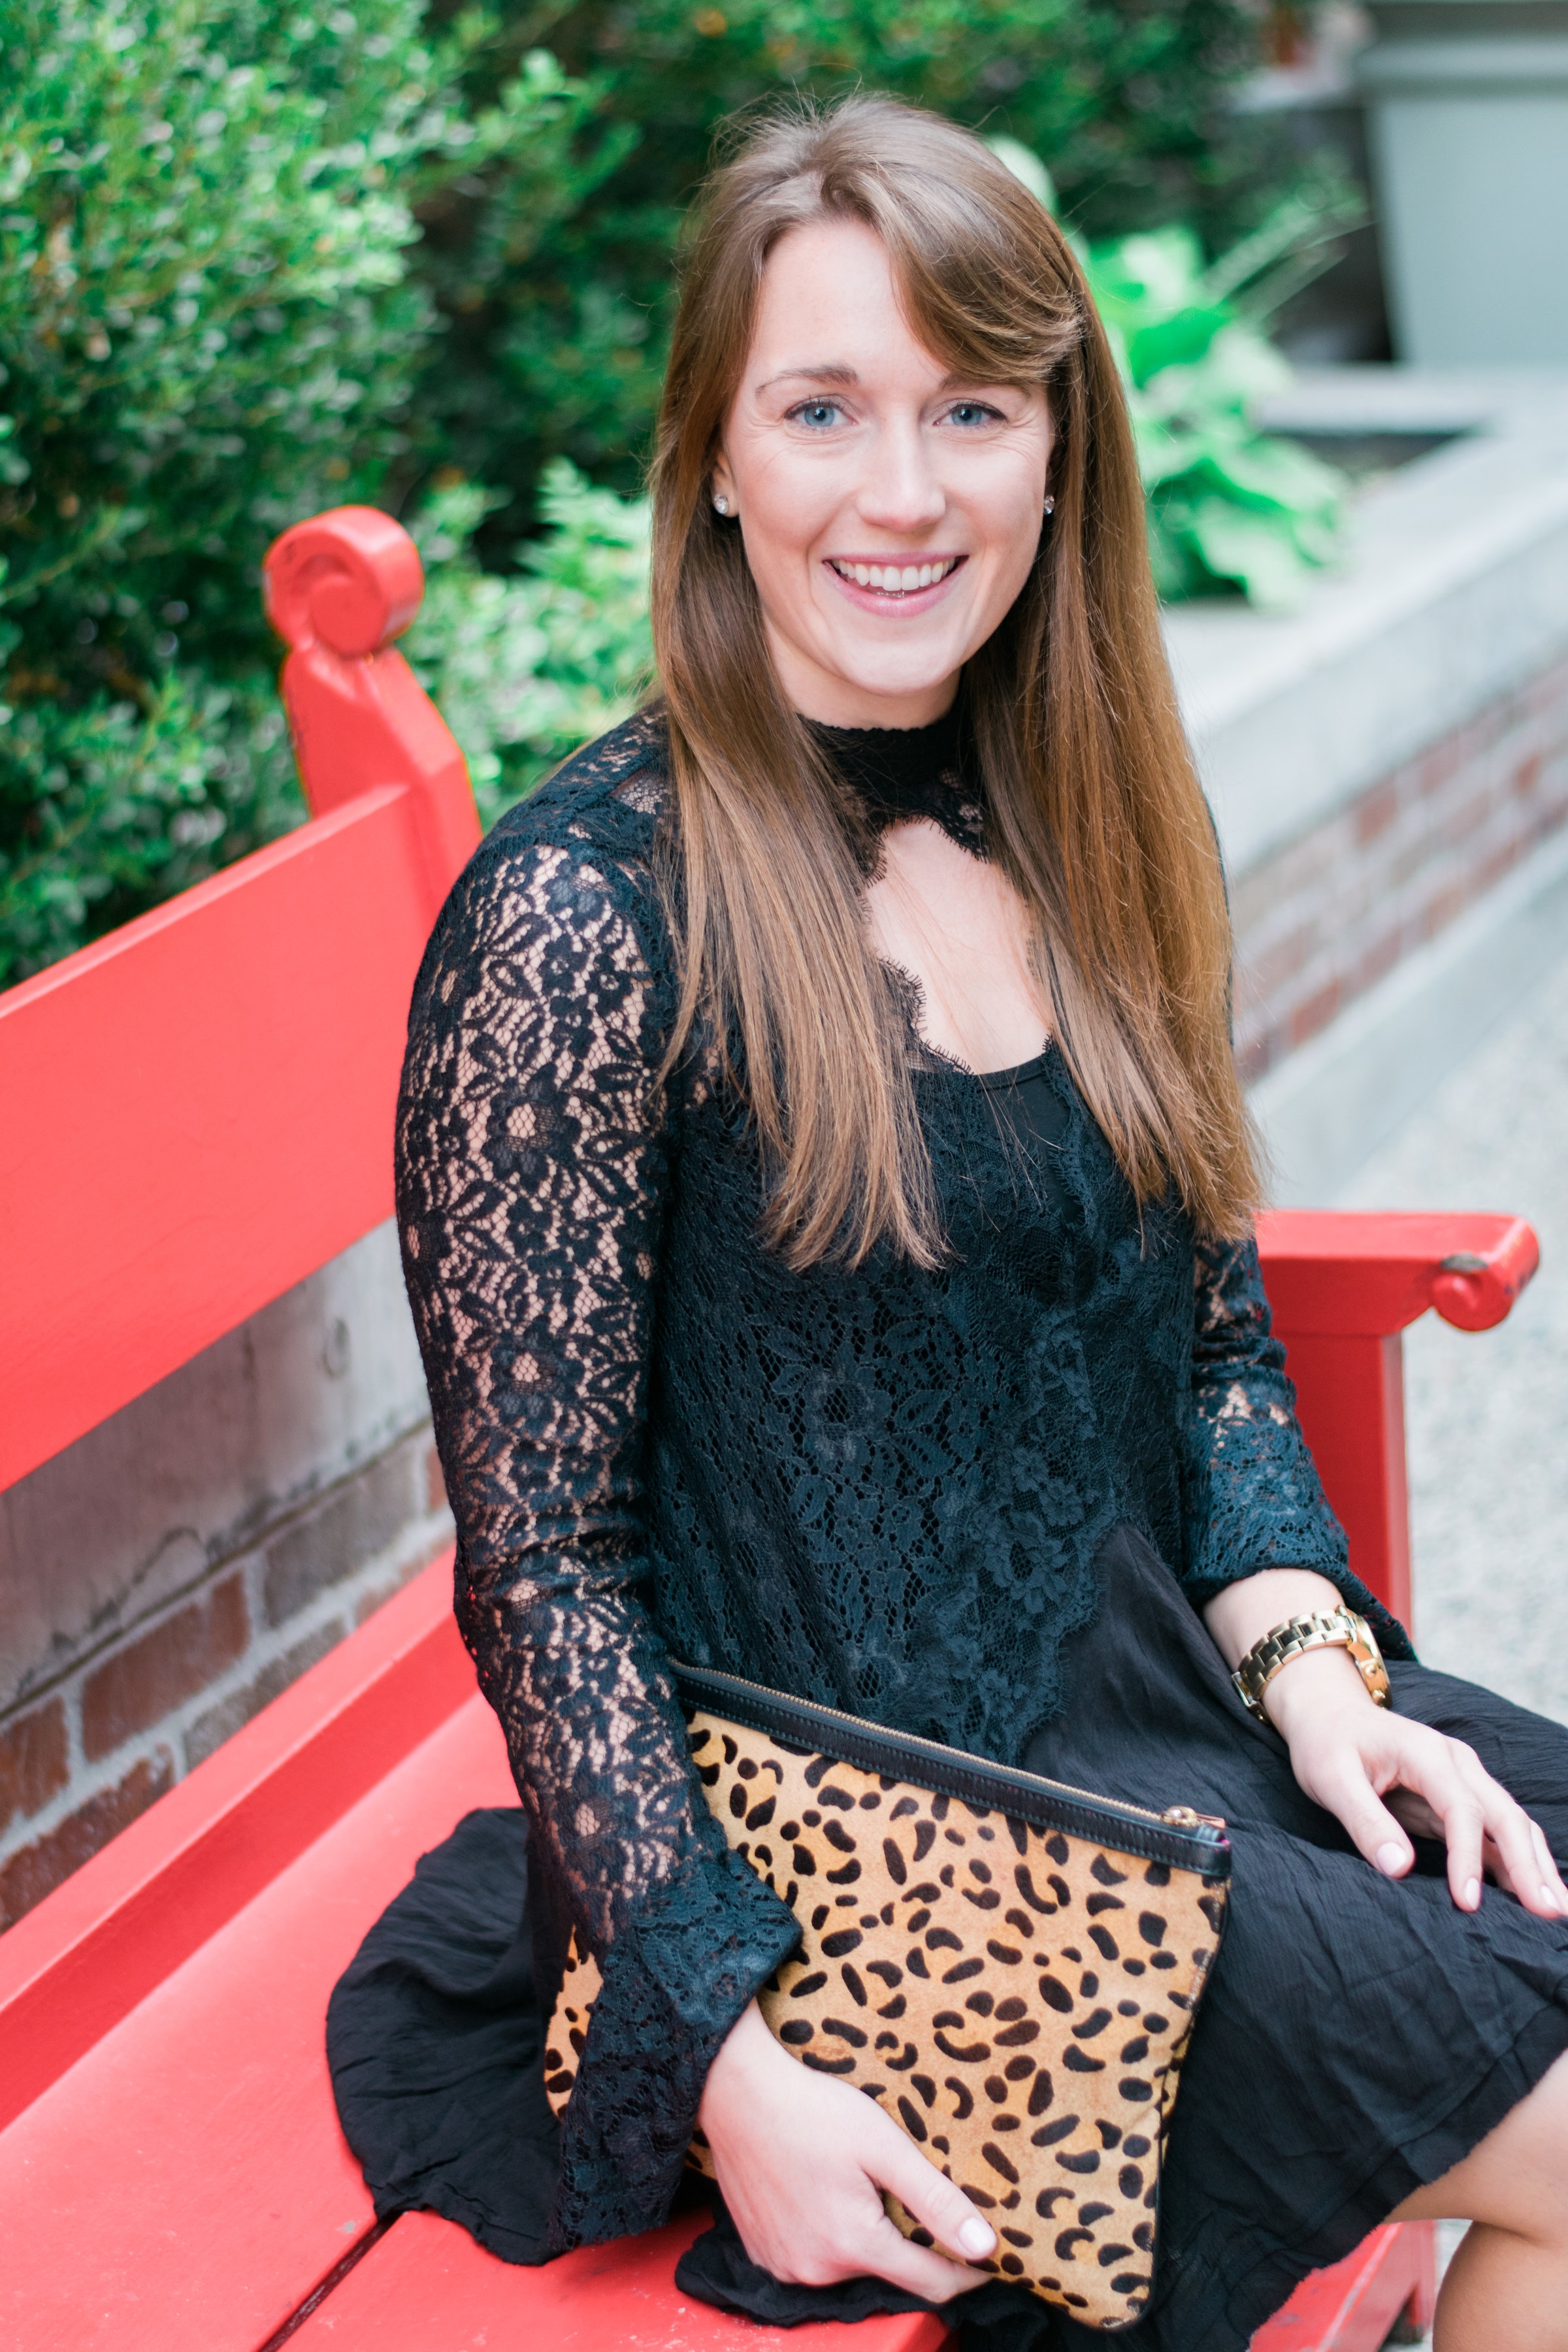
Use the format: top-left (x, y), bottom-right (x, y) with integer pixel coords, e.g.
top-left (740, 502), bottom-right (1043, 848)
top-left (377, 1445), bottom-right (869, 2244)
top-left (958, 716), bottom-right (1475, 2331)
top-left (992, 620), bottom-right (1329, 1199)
top-left (1264, 1643), bottom-right (1568, 1919)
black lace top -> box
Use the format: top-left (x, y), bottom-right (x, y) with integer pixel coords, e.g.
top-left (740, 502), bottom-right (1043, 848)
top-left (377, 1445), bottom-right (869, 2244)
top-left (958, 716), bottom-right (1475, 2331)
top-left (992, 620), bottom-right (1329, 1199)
top-left (394, 707), bottom-right (1404, 2255)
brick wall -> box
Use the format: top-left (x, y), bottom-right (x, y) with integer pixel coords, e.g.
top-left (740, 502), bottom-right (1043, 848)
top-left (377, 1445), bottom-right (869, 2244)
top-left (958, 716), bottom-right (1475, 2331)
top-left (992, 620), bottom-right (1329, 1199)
top-left (0, 1218), bottom-right (452, 1934)
top-left (1233, 652), bottom-right (1568, 1083)
top-left (0, 1423), bottom-right (452, 1930)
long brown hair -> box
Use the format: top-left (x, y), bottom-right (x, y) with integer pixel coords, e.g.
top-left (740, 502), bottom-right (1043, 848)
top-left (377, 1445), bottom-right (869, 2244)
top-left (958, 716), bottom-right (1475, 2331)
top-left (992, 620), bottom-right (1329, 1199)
top-left (651, 95), bottom-right (1258, 1267)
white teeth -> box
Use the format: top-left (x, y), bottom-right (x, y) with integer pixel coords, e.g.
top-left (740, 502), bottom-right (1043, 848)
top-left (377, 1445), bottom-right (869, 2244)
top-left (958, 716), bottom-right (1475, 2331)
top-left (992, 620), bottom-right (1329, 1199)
top-left (832, 557), bottom-right (957, 591)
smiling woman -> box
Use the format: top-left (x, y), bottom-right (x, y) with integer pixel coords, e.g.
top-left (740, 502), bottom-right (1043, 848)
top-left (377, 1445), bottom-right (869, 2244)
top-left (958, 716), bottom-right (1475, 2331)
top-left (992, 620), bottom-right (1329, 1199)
top-left (327, 95), bottom-right (1568, 2352)
top-left (652, 104), bottom-right (1249, 1270)
top-left (708, 220), bottom-right (1053, 725)
top-left (708, 216), bottom-right (1057, 1077)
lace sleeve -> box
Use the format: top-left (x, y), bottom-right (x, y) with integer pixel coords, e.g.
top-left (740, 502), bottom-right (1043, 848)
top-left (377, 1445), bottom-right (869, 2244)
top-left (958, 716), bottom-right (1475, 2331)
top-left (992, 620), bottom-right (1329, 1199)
top-left (395, 826), bottom-right (800, 2248)
top-left (1179, 1234), bottom-right (1413, 1655)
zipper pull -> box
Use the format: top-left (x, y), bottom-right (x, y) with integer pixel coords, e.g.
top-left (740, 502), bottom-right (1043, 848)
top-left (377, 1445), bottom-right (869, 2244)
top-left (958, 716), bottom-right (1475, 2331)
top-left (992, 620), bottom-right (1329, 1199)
top-left (1162, 1805), bottom-right (1228, 1829)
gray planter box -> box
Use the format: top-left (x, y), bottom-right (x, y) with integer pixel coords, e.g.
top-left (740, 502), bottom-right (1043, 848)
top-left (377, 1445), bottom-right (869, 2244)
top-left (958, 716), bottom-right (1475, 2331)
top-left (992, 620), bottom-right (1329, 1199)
top-left (1358, 0), bottom-right (1568, 363)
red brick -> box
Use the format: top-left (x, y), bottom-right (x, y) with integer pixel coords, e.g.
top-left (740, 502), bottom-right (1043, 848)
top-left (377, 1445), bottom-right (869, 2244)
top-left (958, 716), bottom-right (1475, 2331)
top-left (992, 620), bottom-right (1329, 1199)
top-left (80, 1576), bottom-right (248, 1763)
top-left (1509, 749), bottom-right (1544, 802)
top-left (1239, 923), bottom-right (1316, 1004)
top-left (1416, 881), bottom-right (1467, 943)
top-left (1289, 978), bottom-right (1343, 1049)
top-left (0, 1753), bottom-right (174, 1931)
top-left (183, 1623), bottom-right (345, 1771)
top-left (1473, 840), bottom-right (1520, 898)
top-left (1355, 928), bottom-right (1403, 996)
top-left (0, 1700), bottom-right (69, 1830)
top-left (1353, 779), bottom-right (1399, 846)
top-left (1440, 789), bottom-right (1495, 851)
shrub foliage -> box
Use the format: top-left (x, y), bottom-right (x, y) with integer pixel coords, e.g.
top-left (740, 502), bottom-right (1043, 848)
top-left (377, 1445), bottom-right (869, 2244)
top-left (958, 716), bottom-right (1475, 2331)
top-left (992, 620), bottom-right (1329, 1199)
top-left (2, 0), bottom-right (1292, 985)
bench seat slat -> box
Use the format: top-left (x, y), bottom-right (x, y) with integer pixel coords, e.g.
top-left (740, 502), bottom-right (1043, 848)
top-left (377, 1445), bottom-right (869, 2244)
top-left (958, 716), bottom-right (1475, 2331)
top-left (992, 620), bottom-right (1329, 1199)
top-left (0, 1690), bottom-right (512, 2350)
top-left (287, 2206), bottom-right (954, 2351)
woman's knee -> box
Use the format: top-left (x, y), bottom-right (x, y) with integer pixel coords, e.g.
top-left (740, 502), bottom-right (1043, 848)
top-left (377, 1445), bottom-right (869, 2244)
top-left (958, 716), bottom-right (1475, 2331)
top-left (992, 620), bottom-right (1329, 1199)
top-left (1394, 2050), bottom-right (1568, 2242)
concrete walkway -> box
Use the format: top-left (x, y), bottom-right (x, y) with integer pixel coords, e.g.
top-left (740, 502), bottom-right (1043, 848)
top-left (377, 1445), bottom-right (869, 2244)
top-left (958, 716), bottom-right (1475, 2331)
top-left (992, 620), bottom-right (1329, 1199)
top-left (1320, 944), bottom-right (1568, 2338)
top-left (1334, 945), bottom-right (1568, 1718)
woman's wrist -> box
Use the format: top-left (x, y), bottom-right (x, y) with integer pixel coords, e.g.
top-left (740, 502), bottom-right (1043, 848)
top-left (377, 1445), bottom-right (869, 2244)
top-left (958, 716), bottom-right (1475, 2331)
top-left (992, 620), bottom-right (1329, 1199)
top-left (698, 1997), bottom-right (774, 2129)
top-left (1201, 1568), bottom-right (1348, 1675)
top-left (1259, 1640), bottom-right (1375, 1741)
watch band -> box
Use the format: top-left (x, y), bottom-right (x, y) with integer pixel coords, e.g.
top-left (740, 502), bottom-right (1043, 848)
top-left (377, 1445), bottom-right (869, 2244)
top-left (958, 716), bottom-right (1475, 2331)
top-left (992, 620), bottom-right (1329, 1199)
top-left (1232, 1607), bottom-right (1391, 1725)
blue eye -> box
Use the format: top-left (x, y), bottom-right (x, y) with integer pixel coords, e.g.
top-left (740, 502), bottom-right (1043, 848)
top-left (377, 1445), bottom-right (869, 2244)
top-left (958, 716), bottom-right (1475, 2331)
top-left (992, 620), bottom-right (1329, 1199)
top-left (791, 400), bottom-right (844, 429)
top-left (947, 401), bottom-right (1000, 427)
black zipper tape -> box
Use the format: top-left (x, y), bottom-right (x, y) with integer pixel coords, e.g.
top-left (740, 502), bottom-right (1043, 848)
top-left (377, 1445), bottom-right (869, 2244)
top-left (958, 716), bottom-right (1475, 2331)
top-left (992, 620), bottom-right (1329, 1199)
top-left (673, 1661), bottom-right (1231, 1883)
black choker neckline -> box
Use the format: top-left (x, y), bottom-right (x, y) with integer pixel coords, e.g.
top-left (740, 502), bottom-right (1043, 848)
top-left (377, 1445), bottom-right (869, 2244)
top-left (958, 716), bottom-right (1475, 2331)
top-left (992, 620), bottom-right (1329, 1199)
top-left (804, 706), bottom-right (984, 856)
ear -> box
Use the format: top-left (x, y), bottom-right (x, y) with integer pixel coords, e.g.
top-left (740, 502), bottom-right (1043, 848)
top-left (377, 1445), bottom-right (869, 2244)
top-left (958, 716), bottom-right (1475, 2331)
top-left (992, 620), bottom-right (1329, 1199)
top-left (710, 448), bottom-right (738, 513)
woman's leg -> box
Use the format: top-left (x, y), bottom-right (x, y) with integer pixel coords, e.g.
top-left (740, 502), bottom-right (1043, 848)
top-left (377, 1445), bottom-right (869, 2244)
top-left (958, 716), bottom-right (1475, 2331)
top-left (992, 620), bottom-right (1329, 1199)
top-left (1392, 2050), bottom-right (1568, 2351)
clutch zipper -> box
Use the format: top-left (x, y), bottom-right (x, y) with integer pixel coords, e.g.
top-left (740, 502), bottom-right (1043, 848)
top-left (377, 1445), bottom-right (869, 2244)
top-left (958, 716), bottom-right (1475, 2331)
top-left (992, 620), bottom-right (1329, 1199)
top-left (673, 1659), bottom-right (1227, 1837)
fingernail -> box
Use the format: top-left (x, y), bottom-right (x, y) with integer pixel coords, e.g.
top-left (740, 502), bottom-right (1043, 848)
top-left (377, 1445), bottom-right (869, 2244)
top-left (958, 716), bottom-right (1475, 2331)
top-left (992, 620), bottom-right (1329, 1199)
top-left (958, 2216), bottom-right (996, 2257)
top-left (1375, 1842), bottom-right (1405, 1877)
top-left (1544, 1884), bottom-right (1560, 1909)
top-left (1465, 1878), bottom-right (1481, 1909)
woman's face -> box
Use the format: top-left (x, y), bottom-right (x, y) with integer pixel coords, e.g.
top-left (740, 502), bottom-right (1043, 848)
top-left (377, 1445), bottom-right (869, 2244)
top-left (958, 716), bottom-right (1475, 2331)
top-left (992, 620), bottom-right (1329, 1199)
top-left (711, 216), bottom-right (1053, 729)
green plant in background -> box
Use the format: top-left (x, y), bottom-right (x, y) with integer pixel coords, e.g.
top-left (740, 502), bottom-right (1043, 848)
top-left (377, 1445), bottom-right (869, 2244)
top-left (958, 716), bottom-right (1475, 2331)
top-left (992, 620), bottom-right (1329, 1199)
top-left (0, 0), bottom-right (606, 985)
top-left (404, 460), bottom-right (651, 826)
top-left (1090, 219), bottom-right (1350, 608)
top-left (413, 0), bottom-right (1288, 551)
top-left (993, 137), bottom-right (1353, 608)
top-left (2, 0), bottom-right (1332, 985)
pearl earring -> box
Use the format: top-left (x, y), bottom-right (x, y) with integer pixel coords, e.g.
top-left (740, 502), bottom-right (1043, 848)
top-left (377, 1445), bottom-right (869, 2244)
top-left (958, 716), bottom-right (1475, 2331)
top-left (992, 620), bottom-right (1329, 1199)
top-left (1043, 495), bottom-right (1055, 515)
top-left (713, 495), bottom-right (730, 514)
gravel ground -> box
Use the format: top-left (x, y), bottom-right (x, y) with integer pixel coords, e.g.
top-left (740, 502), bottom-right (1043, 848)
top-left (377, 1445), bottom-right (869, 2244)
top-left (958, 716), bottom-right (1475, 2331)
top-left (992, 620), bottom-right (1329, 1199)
top-left (1314, 946), bottom-right (1568, 2342)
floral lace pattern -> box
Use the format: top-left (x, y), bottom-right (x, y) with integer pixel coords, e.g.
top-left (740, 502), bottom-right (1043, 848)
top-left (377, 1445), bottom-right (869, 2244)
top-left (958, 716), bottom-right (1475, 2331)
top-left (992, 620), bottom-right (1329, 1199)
top-left (395, 709), bottom-right (1403, 2251)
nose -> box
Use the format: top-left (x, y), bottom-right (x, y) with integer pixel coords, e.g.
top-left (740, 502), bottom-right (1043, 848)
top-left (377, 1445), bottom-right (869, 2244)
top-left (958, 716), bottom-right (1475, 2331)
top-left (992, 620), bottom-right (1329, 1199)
top-left (854, 415), bottom-right (947, 536)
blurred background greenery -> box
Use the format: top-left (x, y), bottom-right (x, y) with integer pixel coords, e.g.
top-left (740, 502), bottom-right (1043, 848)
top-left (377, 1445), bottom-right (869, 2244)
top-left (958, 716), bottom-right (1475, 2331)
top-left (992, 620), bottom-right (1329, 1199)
top-left (0, 0), bottom-right (1362, 985)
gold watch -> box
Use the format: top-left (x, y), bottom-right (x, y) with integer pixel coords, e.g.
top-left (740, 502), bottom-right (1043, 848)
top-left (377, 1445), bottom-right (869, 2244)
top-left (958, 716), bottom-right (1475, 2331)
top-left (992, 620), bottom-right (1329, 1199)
top-left (1232, 1606), bottom-right (1391, 1725)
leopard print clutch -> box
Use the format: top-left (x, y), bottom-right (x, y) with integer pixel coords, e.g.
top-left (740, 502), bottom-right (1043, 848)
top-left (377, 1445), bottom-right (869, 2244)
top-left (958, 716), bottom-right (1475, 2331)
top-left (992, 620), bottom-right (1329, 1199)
top-left (546, 1662), bottom-right (1230, 2331)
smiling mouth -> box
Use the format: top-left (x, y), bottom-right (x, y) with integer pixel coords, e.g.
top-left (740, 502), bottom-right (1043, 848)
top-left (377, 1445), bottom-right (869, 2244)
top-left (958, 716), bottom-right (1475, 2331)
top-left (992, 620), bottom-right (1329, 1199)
top-left (827, 556), bottom-right (964, 596)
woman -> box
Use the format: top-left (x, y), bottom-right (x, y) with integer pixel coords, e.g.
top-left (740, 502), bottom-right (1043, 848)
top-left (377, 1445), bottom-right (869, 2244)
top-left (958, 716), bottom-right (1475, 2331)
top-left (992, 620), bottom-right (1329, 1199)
top-left (329, 98), bottom-right (1568, 2349)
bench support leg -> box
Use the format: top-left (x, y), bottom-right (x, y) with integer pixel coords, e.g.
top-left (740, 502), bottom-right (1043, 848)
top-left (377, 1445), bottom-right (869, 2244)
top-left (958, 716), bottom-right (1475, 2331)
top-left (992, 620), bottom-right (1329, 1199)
top-left (1251, 2219), bottom-right (1437, 2349)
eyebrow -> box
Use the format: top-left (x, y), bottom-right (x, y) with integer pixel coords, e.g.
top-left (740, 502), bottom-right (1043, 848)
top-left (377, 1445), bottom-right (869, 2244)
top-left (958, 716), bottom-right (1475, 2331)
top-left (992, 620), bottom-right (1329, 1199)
top-left (754, 363), bottom-right (1016, 397)
top-left (755, 363), bottom-right (860, 393)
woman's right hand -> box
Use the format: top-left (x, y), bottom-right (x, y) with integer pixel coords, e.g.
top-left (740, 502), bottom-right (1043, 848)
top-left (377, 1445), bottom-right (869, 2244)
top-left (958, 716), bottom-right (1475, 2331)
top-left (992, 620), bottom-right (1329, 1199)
top-left (697, 1999), bottom-right (998, 2301)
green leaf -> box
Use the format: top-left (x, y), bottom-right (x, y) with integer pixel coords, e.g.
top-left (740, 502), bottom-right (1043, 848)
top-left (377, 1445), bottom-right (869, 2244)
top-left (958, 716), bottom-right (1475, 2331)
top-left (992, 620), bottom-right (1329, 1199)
top-left (1181, 497), bottom-right (1318, 610)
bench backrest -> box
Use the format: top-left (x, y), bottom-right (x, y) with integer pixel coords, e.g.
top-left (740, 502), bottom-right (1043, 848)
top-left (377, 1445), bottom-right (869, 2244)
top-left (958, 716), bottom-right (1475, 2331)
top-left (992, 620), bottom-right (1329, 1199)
top-left (0, 506), bottom-right (480, 1494)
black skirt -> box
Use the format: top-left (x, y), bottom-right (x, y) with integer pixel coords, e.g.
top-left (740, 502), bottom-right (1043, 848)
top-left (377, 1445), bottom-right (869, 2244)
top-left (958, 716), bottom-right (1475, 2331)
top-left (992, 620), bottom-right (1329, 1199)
top-left (327, 1526), bottom-right (1568, 2351)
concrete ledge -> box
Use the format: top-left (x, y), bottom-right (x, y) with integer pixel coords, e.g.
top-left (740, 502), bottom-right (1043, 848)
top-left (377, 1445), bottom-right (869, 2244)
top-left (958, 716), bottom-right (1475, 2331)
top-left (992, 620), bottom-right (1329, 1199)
top-left (1166, 368), bottom-right (1568, 879)
top-left (1358, 35), bottom-right (1568, 90)
top-left (1249, 821), bottom-right (1568, 1201)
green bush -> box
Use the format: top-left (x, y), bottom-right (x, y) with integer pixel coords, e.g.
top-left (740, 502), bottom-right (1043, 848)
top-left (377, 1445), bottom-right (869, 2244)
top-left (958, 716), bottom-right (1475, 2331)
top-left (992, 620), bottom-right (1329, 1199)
top-left (413, 0), bottom-right (1284, 542)
top-left (403, 460), bottom-right (651, 828)
top-left (3, 0), bottom-right (1296, 985)
top-left (0, 0), bottom-right (601, 984)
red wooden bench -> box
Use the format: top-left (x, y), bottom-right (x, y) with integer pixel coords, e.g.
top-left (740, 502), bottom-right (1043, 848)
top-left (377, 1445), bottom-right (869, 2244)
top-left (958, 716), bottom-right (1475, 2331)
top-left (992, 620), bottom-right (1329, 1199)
top-left (0, 506), bottom-right (1539, 2350)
